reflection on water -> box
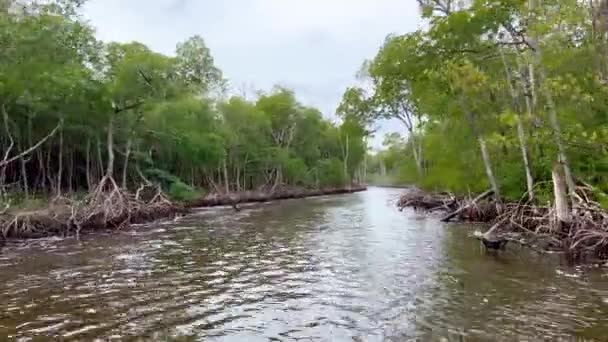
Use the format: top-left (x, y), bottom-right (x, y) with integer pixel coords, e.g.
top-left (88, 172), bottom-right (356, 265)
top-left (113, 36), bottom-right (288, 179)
top-left (0, 187), bottom-right (607, 341)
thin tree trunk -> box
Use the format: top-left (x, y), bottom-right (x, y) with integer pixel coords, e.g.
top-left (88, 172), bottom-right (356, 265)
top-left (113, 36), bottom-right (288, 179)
top-left (205, 172), bottom-right (222, 194)
top-left (399, 111), bottom-right (424, 178)
top-left (36, 148), bottom-right (45, 191)
top-left (527, 0), bottom-right (576, 197)
top-left (19, 148), bottom-right (28, 200)
top-left (363, 150), bottom-right (367, 183)
top-left (499, 46), bottom-right (535, 200)
top-left (478, 137), bottom-right (501, 200)
top-left (56, 124), bottom-right (63, 197)
top-left (411, 140), bottom-right (423, 178)
top-left (86, 137), bottom-right (92, 191)
top-left (96, 136), bottom-right (104, 182)
top-left (515, 116), bottom-right (535, 198)
top-left (552, 163), bottom-right (570, 229)
top-left (122, 137), bottom-right (132, 189)
top-left (68, 150), bottom-right (74, 194)
top-left (242, 156), bottom-right (248, 191)
top-left (1, 104), bottom-right (14, 199)
top-left (190, 167), bottom-right (195, 188)
top-left (272, 168), bottom-right (282, 191)
top-left (534, 57), bottom-right (576, 196)
top-left (236, 163), bottom-right (241, 192)
top-left (106, 114), bottom-right (115, 178)
top-left (343, 133), bottom-right (350, 182)
top-left (222, 159), bottom-right (230, 194)
top-left (459, 98), bottom-right (501, 199)
top-left (46, 145), bottom-right (55, 193)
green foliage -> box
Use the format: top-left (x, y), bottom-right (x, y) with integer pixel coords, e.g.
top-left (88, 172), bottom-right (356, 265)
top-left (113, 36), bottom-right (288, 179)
top-left (0, 0), bottom-right (368, 201)
top-left (168, 181), bottom-right (199, 202)
top-left (317, 159), bottom-right (347, 187)
top-left (355, 0), bottom-right (608, 201)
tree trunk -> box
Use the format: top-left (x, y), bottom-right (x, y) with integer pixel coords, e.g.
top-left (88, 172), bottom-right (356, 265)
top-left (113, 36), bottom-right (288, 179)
top-left (515, 116), bottom-right (535, 199)
top-left (190, 167), bottom-right (195, 188)
top-left (343, 133), bottom-right (350, 182)
top-left (478, 137), bottom-right (501, 200)
top-left (272, 168), bottom-right (282, 191)
top-left (536, 62), bottom-right (576, 196)
top-left (527, 0), bottom-right (576, 197)
top-left (459, 98), bottom-right (501, 200)
top-left (1, 104), bottom-right (14, 198)
top-left (363, 150), bottom-right (367, 183)
top-left (499, 46), bottom-right (535, 200)
top-left (222, 159), bottom-right (230, 194)
top-left (96, 136), bottom-right (104, 182)
top-left (68, 150), bottom-right (74, 194)
top-left (46, 146), bottom-right (54, 193)
top-left (552, 163), bottom-right (570, 229)
top-left (205, 172), bottom-right (222, 194)
top-left (37, 148), bottom-right (46, 191)
top-left (411, 139), bottom-right (423, 178)
top-left (122, 137), bottom-right (132, 189)
top-left (19, 148), bottom-right (28, 200)
top-left (56, 124), bottom-right (63, 197)
top-left (86, 137), bottom-right (92, 191)
top-left (106, 114), bottom-right (115, 178)
top-left (236, 164), bottom-right (241, 192)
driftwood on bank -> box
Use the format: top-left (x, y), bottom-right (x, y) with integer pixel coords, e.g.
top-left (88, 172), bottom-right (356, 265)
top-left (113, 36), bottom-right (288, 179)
top-left (0, 185), bottom-right (367, 240)
top-left (397, 184), bottom-right (608, 260)
top-left (0, 176), bottom-right (183, 239)
top-left (398, 188), bottom-right (499, 223)
top-left (188, 185), bottom-right (367, 207)
top-left (441, 189), bottom-right (494, 222)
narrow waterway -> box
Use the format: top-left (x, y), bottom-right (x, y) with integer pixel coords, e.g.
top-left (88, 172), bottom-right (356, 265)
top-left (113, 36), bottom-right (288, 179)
top-left (1, 187), bottom-right (607, 341)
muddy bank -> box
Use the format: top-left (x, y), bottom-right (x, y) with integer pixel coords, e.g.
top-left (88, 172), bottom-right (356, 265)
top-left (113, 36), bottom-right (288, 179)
top-left (188, 185), bottom-right (367, 207)
top-left (397, 188), bottom-right (608, 261)
top-left (0, 186), bottom-right (367, 240)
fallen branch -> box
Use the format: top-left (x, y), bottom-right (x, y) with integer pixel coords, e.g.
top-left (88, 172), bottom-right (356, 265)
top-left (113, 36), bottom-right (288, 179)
top-left (441, 189), bottom-right (494, 222)
top-left (0, 122), bottom-right (61, 168)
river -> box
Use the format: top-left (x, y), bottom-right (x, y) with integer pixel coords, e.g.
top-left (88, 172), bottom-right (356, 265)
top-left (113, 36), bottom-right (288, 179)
top-left (0, 187), bottom-right (607, 341)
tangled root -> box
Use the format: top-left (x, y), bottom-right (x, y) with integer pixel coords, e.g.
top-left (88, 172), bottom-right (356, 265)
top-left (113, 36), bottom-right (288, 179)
top-left (398, 185), bottom-right (608, 260)
top-left (1, 177), bottom-right (181, 239)
top-left (73, 176), bottom-right (181, 232)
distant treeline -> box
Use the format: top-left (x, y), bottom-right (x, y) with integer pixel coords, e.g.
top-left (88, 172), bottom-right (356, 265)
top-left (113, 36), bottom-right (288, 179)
top-left (0, 0), bottom-right (368, 203)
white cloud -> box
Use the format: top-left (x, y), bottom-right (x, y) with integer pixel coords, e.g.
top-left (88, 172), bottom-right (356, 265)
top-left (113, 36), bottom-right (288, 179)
top-left (82, 0), bottom-right (422, 147)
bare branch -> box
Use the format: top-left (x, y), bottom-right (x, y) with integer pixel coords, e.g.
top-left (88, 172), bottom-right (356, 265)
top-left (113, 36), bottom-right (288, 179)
top-left (0, 123), bottom-right (61, 168)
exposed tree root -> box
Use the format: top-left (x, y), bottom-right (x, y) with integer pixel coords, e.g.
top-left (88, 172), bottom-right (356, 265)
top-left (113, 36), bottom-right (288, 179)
top-left (0, 177), bottom-right (181, 239)
top-left (398, 186), bottom-right (608, 260)
top-left (0, 184), bottom-right (364, 240)
top-left (397, 188), bottom-right (498, 222)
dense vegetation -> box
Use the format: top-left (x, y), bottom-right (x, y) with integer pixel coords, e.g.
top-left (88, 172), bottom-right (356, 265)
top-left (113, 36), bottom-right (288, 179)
top-left (348, 0), bottom-right (608, 204)
top-left (0, 0), bottom-right (367, 206)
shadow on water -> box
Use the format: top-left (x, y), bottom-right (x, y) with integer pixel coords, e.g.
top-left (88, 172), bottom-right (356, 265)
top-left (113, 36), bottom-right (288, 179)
top-left (0, 187), bottom-right (607, 341)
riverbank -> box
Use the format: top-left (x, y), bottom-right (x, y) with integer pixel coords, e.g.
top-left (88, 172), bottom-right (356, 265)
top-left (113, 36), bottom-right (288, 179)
top-left (397, 187), bottom-right (608, 261)
top-left (0, 185), bottom-right (367, 240)
top-left (188, 185), bottom-right (367, 207)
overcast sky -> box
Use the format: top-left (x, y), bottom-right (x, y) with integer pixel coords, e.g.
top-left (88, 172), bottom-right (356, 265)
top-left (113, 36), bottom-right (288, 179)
top-left (82, 0), bottom-right (422, 148)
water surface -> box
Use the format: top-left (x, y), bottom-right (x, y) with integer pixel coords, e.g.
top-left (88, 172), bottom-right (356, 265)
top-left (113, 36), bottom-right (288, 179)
top-left (1, 187), bottom-right (607, 341)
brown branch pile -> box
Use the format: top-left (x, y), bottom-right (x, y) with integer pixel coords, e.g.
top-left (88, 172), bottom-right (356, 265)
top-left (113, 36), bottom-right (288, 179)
top-left (489, 186), bottom-right (608, 259)
top-left (0, 176), bottom-right (182, 239)
top-left (398, 185), bottom-right (608, 259)
top-left (397, 189), bottom-right (459, 212)
top-left (397, 188), bottom-right (499, 222)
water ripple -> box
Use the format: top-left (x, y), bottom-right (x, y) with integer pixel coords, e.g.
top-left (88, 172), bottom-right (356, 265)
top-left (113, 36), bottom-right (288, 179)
top-left (0, 188), bottom-right (607, 340)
